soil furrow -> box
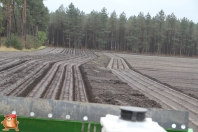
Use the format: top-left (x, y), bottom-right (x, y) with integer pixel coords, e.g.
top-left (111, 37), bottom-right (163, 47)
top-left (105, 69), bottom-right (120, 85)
top-left (55, 65), bottom-right (67, 100)
top-left (76, 66), bottom-right (88, 102)
top-left (68, 64), bottom-right (74, 101)
top-left (121, 70), bottom-right (198, 119)
top-left (0, 59), bottom-right (13, 65)
top-left (59, 65), bottom-right (69, 100)
top-left (125, 70), bottom-right (198, 109)
top-left (6, 63), bottom-right (49, 96)
top-left (72, 65), bottom-right (77, 101)
top-left (40, 65), bottom-right (60, 98)
top-left (0, 60), bottom-right (26, 72)
top-left (44, 63), bottom-right (67, 99)
top-left (0, 60), bottom-right (40, 89)
top-left (0, 60), bottom-right (36, 76)
top-left (18, 62), bottom-right (55, 97)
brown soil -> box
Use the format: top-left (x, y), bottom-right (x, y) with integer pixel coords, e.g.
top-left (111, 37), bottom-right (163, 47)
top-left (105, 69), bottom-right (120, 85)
top-left (80, 52), bottom-right (161, 108)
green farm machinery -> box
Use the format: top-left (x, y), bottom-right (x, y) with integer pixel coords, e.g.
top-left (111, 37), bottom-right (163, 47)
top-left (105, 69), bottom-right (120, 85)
top-left (0, 95), bottom-right (193, 132)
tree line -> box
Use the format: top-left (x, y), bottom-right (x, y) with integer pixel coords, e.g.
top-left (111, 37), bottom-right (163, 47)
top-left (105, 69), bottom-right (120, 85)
top-left (49, 3), bottom-right (198, 56)
top-left (0, 0), bottom-right (49, 49)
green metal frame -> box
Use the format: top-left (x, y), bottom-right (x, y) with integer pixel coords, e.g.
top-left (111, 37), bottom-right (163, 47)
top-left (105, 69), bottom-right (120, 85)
top-left (0, 115), bottom-right (193, 132)
top-left (0, 115), bottom-right (101, 132)
top-left (167, 129), bottom-right (193, 132)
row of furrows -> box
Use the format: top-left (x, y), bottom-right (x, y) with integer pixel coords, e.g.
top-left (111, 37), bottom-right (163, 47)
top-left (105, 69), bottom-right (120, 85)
top-left (59, 64), bottom-right (72, 100)
top-left (26, 61), bottom-right (66, 98)
top-left (31, 47), bottom-right (63, 55)
top-left (0, 58), bottom-right (6, 62)
top-left (60, 49), bottom-right (89, 56)
top-left (32, 55), bottom-right (92, 101)
top-left (32, 48), bottom-right (91, 59)
top-left (6, 62), bottom-right (53, 97)
top-left (0, 48), bottom-right (65, 59)
top-left (0, 49), bottom-right (92, 75)
top-left (57, 64), bottom-right (87, 101)
top-left (60, 49), bottom-right (84, 55)
top-left (25, 57), bottom-right (91, 101)
top-left (33, 47), bottom-right (56, 55)
top-left (106, 53), bottom-right (198, 131)
top-left (0, 59), bottom-right (26, 72)
top-left (0, 60), bottom-right (41, 89)
top-left (0, 48), bottom-right (95, 102)
top-left (0, 59), bottom-right (14, 65)
top-left (0, 60), bottom-right (38, 78)
top-left (42, 63), bottom-right (68, 100)
top-left (57, 54), bottom-right (94, 101)
top-left (105, 53), bottom-right (128, 70)
top-left (113, 69), bottom-right (198, 131)
top-left (0, 48), bottom-right (90, 59)
top-left (73, 65), bottom-right (88, 102)
top-left (125, 70), bottom-right (198, 120)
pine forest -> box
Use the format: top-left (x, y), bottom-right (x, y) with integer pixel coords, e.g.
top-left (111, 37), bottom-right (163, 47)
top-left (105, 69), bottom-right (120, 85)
top-left (0, 1), bottom-right (198, 56)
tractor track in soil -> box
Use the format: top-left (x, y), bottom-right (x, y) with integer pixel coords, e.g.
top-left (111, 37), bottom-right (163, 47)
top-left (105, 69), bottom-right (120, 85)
top-left (0, 48), bottom-right (96, 102)
top-left (105, 53), bottom-right (198, 131)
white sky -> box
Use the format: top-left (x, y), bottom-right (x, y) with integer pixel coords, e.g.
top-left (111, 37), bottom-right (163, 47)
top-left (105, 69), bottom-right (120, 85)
top-left (43, 0), bottom-right (198, 23)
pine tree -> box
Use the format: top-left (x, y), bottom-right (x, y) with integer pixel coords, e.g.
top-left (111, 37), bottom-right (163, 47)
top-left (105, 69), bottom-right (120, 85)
top-left (137, 12), bottom-right (146, 53)
top-left (22, 0), bottom-right (26, 47)
top-left (108, 11), bottom-right (118, 50)
top-left (145, 13), bottom-right (152, 53)
top-left (126, 16), bottom-right (139, 52)
top-left (7, 0), bottom-right (11, 46)
top-left (0, 5), bottom-right (4, 46)
top-left (180, 17), bottom-right (189, 55)
top-left (118, 12), bottom-right (127, 50)
top-left (98, 7), bottom-right (108, 49)
top-left (156, 10), bottom-right (166, 54)
top-left (66, 3), bottom-right (79, 48)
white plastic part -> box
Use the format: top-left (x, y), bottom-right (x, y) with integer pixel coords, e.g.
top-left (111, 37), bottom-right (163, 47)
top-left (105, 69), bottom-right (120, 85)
top-left (48, 113), bottom-right (53, 118)
top-left (30, 112), bottom-right (35, 117)
top-left (66, 115), bottom-right (70, 119)
top-left (12, 110), bottom-right (16, 114)
top-left (172, 124), bottom-right (176, 128)
top-left (100, 114), bottom-right (167, 132)
top-left (83, 116), bottom-right (88, 121)
top-left (181, 124), bottom-right (186, 129)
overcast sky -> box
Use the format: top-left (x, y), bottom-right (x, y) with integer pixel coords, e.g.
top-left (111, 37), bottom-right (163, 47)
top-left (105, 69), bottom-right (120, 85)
top-left (43, 0), bottom-right (198, 23)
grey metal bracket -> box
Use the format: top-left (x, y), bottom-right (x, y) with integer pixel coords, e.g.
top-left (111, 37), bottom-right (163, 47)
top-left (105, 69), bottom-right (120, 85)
top-left (0, 95), bottom-right (188, 131)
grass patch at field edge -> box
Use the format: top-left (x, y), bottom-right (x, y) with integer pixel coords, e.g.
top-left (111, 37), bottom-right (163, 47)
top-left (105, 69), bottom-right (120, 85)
top-left (0, 46), bottom-right (46, 52)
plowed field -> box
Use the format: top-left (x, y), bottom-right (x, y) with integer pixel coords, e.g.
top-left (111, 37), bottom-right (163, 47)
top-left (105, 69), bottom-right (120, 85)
top-left (0, 48), bottom-right (96, 102)
top-left (0, 48), bottom-right (197, 130)
top-left (111, 53), bottom-right (198, 131)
